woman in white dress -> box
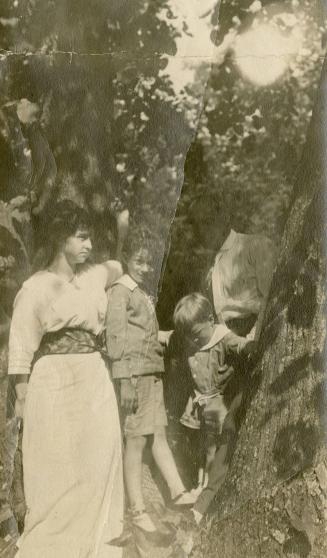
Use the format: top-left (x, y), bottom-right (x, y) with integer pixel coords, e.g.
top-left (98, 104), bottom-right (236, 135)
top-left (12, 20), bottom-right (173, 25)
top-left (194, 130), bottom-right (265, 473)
top-left (8, 200), bottom-right (124, 558)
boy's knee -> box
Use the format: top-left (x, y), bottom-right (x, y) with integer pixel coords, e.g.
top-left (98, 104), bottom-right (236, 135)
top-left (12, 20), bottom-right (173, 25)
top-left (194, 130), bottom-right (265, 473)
top-left (152, 428), bottom-right (168, 447)
top-left (206, 444), bottom-right (216, 460)
top-left (126, 435), bottom-right (147, 452)
top-left (154, 426), bottom-right (167, 438)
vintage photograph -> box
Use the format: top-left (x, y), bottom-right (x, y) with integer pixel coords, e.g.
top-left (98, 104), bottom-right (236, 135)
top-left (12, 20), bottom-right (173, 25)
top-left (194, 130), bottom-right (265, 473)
top-left (0, 1), bottom-right (326, 557)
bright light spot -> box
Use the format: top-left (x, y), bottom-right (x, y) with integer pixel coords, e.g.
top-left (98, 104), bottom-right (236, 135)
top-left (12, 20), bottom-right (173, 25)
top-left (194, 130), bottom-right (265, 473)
top-left (116, 163), bottom-right (126, 173)
top-left (140, 112), bottom-right (149, 121)
top-left (234, 22), bottom-right (303, 86)
top-left (248, 1), bottom-right (262, 14)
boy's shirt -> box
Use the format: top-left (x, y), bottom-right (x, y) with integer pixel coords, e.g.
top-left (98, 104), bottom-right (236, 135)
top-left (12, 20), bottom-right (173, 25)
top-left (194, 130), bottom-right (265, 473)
top-left (187, 325), bottom-right (250, 396)
top-left (106, 274), bottom-right (164, 379)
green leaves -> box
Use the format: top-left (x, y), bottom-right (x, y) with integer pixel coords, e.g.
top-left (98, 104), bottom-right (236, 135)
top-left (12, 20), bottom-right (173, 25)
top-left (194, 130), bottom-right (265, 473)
top-left (0, 197), bottom-right (30, 264)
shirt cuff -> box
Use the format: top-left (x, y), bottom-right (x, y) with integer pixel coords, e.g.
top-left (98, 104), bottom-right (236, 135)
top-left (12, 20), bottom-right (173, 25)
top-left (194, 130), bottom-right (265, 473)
top-left (8, 360), bottom-right (32, 375)
top-left (110, 360), bottom-right (132, 379)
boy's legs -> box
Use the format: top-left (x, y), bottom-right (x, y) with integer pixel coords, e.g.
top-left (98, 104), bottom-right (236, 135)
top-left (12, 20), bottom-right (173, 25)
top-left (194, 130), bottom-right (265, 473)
top-left (123, 376), bottom-right (161, 532)
top-left (125, 375), bottom-right (195, 511)
top-left (150, 376), bottom-right (196, 505)
top-left (151, 427), bottom-right (185, 499)
top-left (200, 395), bottom-right (226, 485)
top-left (194, 441), bottom-right (230, 519)
top-left (205, 440), bottom-right (217, 475)
top-left (124, 434), bottom-right (158, 532)
top-left (124, 435), bottom-right (147, 512)
top-left (193, 390), bottom-right (242, 519)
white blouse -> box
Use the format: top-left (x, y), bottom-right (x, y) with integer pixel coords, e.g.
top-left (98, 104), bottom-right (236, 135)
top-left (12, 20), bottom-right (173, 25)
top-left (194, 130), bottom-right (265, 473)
top-left (8, 261), bottom-right (122, 375)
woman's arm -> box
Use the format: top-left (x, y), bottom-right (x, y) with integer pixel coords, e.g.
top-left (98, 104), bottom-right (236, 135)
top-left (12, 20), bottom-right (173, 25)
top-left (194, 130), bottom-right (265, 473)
top-left (100, 260), bottom-right (123, 290)
top-left (8, 286), bottom-right (44, 417)
top-left (158, 330), bottom-right (174, 346)
top-left (224, 331), bottom-right (257, 356)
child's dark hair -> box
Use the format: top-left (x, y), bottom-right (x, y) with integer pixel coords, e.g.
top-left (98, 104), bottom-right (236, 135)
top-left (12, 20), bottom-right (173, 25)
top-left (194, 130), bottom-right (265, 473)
top-left (33, 199), bottom-right (92, 270)
top-left (173, 293), bottom-right (213, 335)
top-left (122, 227), bottom-right (155, 266)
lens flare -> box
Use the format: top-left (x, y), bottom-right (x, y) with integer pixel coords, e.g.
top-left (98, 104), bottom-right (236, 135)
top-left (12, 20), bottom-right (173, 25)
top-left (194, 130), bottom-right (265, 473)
top-left (234, 22), bottom-right (303, 86)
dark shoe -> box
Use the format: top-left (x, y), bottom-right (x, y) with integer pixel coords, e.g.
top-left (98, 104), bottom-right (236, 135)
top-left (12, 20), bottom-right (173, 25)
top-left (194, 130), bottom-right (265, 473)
top-left (170, 490), bottom-right (197, 510)
top-left (107, 521), bottom-right (133, 547)
top-left (108, 509), bottom-right (173, 549)
top-left (133, 522), bottom-right (173, 547)
top-left (132, 509), bottom-right (174, 548)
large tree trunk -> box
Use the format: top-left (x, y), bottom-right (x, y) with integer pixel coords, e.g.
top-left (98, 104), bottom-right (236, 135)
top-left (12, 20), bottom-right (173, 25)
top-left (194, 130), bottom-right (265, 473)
top-left (199, 61), bottom-right (327, 558)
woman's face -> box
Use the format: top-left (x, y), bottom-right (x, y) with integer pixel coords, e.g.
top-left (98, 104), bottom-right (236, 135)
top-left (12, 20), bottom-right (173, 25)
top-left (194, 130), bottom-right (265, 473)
top-left (127, 249), bottom-right (153, 286)
top-left (62, 228), bottom-right (92, 265)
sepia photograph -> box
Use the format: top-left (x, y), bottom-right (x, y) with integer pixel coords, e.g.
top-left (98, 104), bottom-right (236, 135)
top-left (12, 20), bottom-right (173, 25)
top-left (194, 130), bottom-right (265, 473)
top-left (0, 1), bottom-right (326, 557)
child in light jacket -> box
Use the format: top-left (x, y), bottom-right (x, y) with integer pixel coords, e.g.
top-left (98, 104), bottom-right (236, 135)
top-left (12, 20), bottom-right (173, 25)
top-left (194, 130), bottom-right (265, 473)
top-left (106, 230), bottom-right (194, 541)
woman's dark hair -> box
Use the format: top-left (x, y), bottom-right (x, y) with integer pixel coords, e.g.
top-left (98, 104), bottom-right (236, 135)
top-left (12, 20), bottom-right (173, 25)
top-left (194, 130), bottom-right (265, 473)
top-left (33, 200), bottom-right (92, 270)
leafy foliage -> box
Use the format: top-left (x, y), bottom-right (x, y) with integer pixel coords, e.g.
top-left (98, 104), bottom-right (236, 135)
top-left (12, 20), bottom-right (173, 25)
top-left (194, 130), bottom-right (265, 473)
top-left (0, 198), bottom-right (30, 262)
top-left (0, 0), bottom-right (325, 325)
top-left (157, 0), bottom-right (325, 326)
top-left (0, 0), bottom-right (198, 298)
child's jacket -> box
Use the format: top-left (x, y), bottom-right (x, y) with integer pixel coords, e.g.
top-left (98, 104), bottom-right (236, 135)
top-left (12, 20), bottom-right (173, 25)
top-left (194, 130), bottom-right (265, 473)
top-left (106, 274), bottom-right (164, 379)
top-left (180, 325), bottom-right (251, 432)
top-left (187, 324), bottom-right (249, 397)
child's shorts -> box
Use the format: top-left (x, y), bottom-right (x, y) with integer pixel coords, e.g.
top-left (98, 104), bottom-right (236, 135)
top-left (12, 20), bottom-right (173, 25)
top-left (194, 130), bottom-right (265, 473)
top-left (180, 394), bottom-right (201, 430)
top-left (202, 395), bottom-right (228, 439)
top-left (124, 374), bottom-right (168, 438)
top-left (180, 393), bottom-right (228, 436)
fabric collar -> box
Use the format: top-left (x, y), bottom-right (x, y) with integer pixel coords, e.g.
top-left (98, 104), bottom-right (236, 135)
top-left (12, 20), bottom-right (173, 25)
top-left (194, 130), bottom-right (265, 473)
top-left (199, 324), bottom-right (231, 351)
top-left (219, 229), bottom-right (238, 252)
top-left (114, 274), bottom-right (138, 291)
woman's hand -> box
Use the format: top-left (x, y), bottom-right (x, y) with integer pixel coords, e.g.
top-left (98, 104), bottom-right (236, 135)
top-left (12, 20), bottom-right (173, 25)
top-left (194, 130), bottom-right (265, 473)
top-left (14, 381), bottom-right (28, 420)
top-left (15, 398), bottom-right (25, 420)
top-left (158, 330), bottom-right (174, 346)
top-left (120, 378), bottom-right (138, 414)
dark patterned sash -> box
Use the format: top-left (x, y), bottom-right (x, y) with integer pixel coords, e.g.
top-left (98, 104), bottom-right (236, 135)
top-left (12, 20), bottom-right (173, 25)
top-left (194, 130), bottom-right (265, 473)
top-left (33, 328), bottom-right (106, 366)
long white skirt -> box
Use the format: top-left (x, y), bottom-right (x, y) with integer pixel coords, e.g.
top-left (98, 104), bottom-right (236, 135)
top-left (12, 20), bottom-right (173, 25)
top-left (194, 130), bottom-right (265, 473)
top-left (17, 352), bottom-right (123, 558)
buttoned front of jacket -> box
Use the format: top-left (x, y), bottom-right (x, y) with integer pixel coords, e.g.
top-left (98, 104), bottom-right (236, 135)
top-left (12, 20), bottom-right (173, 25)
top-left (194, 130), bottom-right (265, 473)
top-left (106, 275), bottom-right (164, 379)
top-left (187, 325), bottom-right (250, 396)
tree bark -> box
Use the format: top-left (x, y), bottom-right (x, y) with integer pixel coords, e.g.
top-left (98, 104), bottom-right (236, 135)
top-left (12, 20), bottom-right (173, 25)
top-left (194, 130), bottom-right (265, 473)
top-left (199, 61), bottom-right (327, 558)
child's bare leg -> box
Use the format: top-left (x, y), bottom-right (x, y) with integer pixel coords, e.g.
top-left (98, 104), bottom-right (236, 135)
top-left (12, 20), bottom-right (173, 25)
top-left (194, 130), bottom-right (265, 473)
top-left (151, 427), bottom-right (196, 505)
top-left (151, 427), bottom-right (185, 498)
top-left (124, 435), bottom-right (155, 526)
top-left (205, 442), bottom-right (217, 483)
top-left (124, 435), bottom-right (157, 531)
top-left (124, 435), bottom-right (147, 510)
